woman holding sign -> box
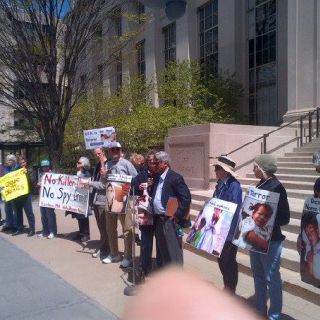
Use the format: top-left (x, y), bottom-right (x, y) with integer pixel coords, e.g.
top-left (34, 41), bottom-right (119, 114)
top-left (66, 157), bottom-right (91, 242)
top-left (211, 156), bottom-right (242, 294)
top-left (250, 154), bottom-right (290, 320)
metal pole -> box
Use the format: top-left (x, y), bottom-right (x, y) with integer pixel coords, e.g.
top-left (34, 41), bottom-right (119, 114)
top-left (300, 116), bottom-right (303, 147)
top-left (309, 112), bottom-right (312, 142)
top-left (263, 134), bottom-right (267, 153)
top-left (317, 108), bottom-right (319, 138)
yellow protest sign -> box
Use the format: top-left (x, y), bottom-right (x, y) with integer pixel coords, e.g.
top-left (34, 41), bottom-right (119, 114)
top-left (0, 168), bottom-right (29, 201)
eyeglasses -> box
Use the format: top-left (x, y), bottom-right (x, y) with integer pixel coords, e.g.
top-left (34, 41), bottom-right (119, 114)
top-left (214, 165), bottom-right (223, 171)
top-left (110, 147), bottom-right (120, 151)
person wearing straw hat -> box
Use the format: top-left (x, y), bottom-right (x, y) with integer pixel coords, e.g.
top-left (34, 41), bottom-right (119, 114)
top-left (211, 155), bottom-right (242, 294)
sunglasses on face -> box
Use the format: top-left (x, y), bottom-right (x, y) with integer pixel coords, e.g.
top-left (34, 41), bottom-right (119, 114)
top-left (110, 148), bottom-right (120, 151)
top-left (214, 165), bottom-right (223, 171)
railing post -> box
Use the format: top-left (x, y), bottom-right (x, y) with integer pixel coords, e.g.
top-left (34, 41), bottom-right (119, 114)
top-left (263, 134), bottom-right (267, 153)
top-left (309, 111), bottom-right (312, 142)
top-left (300, 116), bottom-right (303, 147)
top-left (317, 108), bottom-right (319, 138)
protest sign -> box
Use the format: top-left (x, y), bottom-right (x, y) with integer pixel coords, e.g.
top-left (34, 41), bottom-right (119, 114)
top-left (106, 174), bottom-right (132, 214)
top-left (232, 186), bottom-right (279, 254)
top-left (0, 168), bottom-right (29, 201)
top-left (83, 127), bottom-right (116, 150)
top-left (39, 173), bottom-right (90, 215)
top-left (186, 198), bottom-right (237, 257)
top-left (299, 197), bottom-right (320, 287)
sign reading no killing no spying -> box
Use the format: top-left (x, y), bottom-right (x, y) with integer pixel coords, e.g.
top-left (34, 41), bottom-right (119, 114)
top-left (39, 173), bottom-right (90, 215)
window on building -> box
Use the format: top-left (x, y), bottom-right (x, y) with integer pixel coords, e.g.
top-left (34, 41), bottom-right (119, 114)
top-left (137, 40), bottom-right (146, 79)
top-left (112, 7), bottom-right (122, 37)
top-left (13, 110), bottom-right (32, 129)
top-left (163, 23), bottom-right (176, 65)
top-left (80, 74), bottom-right (87, 98)
top-left (248, 0), bottom-right (277, 125)
top-left (137, 2), bottom-right (145, 24)
top-left (97, 64), bottom-right (103, 88)
top-left (115, 54), bottom-right (122, 92)
top-left (94, 22), bottom-right (103, 44)
top-left (198, 0), bottom-right (218, 78)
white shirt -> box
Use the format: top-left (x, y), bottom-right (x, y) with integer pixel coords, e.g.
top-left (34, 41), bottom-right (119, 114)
top-left (153, 168), bottom-right (169, 215)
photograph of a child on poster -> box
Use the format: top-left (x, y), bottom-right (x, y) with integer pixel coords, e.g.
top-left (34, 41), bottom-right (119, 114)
top-left (299, 197), bottom-right (320, 287)
top-left (232, 187), bottom-right (279, 254)
top-left (105, 174), bottom-right (132, 214)
top-left (186, 198), bottom-right (237, 257)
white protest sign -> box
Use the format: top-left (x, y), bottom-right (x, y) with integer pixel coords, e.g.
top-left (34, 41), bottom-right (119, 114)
top-left (186, 197), bottom-right (237, 257)
top-left (83, 127), bottom-right (116, 150)
top-left (39, 173), bottom-right (90, 215)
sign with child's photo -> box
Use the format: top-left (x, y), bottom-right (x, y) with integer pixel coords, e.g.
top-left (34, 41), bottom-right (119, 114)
top-left (232, 186), bottom-right (279, 254)
top-left (299, 197), bottom-right (320, 287)
top-left (186, 198), bottom-right (237, 257)
top-left (105, 174), bottom-right (132, 214)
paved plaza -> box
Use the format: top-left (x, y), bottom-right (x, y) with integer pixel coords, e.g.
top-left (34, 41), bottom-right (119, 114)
top-left (0, 200), bottom-right (319, 319)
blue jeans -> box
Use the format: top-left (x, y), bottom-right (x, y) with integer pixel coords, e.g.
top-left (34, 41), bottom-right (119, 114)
top-left (40, 207), bottom-right (57, 235)
top-left (250, 240), bottom-right (283, 320)
top-left (4, 201), bottom-right (17, 228)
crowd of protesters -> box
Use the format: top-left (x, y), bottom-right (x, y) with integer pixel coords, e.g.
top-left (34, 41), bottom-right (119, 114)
top-left (6, 143), bottom-right (320, 320)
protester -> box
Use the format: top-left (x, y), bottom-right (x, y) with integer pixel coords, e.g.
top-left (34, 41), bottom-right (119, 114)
top-left (150, 151), bottom-right (191, 267)
top-left (102, 142), bottom-right (137, 267)
top-left (1, 154), bottom-right (20, 233)
top-left (0, 160), bottom-right (7, 226)
top-left (37, 160), bottom-right (57, 239)
top-left (12, 157), bottom-right (36, 237)
top-left (131, 150), bottom-right (159, 275)
top-left (312, 150), bottom-right (320, 173)
top-left (130, 153), bottom-right (145, 173)
top-left (66, 156), bottom-right (91, 242)
top-left (301, 214), bottom-right (320, 281)
top-left (211, 155), bottom-right (242, 293)
top-left (90, 147), bottom-right (110, 261)
top-left (250, 154), bottom-right (290, 320)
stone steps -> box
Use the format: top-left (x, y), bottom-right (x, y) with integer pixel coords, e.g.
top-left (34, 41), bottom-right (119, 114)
top-left (238, 177), bottom-right (314, 191)
top-left (186, 140), bottom-right (320, 305)
top-left (183, 242), bottom-right (320, 306)
top-left (246, 173), bottom-right (316, 183)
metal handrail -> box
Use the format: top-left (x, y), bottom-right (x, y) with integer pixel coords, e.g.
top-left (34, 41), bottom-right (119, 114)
top-left (217, 106), bottom-right (320, 157)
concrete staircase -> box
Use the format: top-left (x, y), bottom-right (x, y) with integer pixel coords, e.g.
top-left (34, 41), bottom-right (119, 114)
top-left (184, 139), bottom-right (320, 305)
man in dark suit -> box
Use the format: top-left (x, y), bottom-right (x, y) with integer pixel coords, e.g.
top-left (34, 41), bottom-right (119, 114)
top-left (151, 151), bottom-right (191, 267)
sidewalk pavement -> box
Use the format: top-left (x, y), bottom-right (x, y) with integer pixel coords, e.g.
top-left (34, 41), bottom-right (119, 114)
top-left (0, 236), bottom-right (117, 320)
top-left (0, 200), bottom-right (319, 319)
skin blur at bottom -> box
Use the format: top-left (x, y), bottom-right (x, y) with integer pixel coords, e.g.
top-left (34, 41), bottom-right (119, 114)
top-left (123, 268), bottom-right (261, 320)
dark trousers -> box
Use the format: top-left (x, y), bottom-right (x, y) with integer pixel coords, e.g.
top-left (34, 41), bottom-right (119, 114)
top-left (154, 215), bottom-right (183, 267)
top-left (140, 225), bottom-right (155, 274)
top-left (78, 217), bottom-right (90, 237)
top-left (93, 205), bottom-right (110, 256)
top-left (23, 195), bottom-right (35, 231)
top-left (218, 241), bottom-right (238, 293)
top-left (12, 197), bottom-right (26, 231)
